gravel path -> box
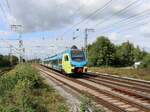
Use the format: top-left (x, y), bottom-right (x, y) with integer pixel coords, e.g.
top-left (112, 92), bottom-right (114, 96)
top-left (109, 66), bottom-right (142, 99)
top-left (41, 72), bottom-right (81, 112)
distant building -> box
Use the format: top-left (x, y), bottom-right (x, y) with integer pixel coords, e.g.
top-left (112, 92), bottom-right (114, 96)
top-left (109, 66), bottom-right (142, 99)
top-left (134, 61), bottom-right (141, 68)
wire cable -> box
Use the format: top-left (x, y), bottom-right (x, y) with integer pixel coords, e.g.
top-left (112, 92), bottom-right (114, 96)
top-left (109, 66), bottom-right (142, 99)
top-left (0, 2), bottom-right (8, 21)
top-left (59, 0), bottom-right (114, 37)
top-left (95, 8), bottom-right (150, 34)
top-left (5, 0), bottom-right (11, 13)
top-left (106, 17), bottom-right (149, 34)
top-left (116, 20), bottom-right (149, 34)
top-left (92, 0), bottom-right (141, 28)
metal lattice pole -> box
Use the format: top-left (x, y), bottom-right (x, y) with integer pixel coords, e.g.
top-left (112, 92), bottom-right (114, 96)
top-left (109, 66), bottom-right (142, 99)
top-left (84, 28), bottom-right (95, 61)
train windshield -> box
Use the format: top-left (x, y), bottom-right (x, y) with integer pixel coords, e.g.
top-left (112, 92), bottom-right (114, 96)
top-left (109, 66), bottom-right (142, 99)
top-left (71, 50), bottom-right (85, 62)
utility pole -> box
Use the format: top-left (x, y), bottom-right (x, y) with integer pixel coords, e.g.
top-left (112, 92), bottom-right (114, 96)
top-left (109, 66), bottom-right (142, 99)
top-left (9, 45), bottom-right (13, 66)
top-left (19, 38), bottom-right (23, 63)
top-left (10, 24), bottom-right (23, 63)
top-left (84, 28), bottom-right (94, 60)
top-left (23, 48), bottom-right (25, 62)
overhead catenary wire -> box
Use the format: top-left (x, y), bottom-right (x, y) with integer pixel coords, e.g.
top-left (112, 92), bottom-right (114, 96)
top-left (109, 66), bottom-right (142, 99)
top-left (94, 8), bottom-right (150, 35)
top-left (0, 38), bottom-right (19, 52)
top-left (92, 0), bottom-right (141, 28)
top-left (0, 44), bottom-right (20, 55)
top-left (1, 1), bottom-right (149, 58)
top-left (115, 20), bottom-right (149, 34)
top-left (59, 0), bottom-right (114, 38)
top-left (102, 16), bottom-right (150, 33)
top-left (98, 17), bottom-right (150, 36)
top-left (5, 0), bottom-right (11, 13)
top-left (0, 0), bottom-right (12, 27)
top-left (0, 1), bottom-right (8, 21)
top-left (77, 0), bottom-right (141, 41)
top-left (74, 0), bottom-right (114, 28)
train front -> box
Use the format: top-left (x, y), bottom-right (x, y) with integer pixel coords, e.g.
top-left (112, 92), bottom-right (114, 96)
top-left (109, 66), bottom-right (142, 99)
top-left (70, 49), bottom-right (88, 73)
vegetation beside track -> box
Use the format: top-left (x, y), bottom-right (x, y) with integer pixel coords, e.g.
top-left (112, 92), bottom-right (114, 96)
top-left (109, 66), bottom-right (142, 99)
top-left (89, 67), bottom-right (150, 81)
top-left (0, 64), bottom-right (68, 112)
top-left (80, 95), bottom-right (106, 112)
top-left (0, 54), bottom-right (18, 76)
top-left (88, 36), bottom-right (150, 68)
top-left (0, 54), bottom-right (18, 67)
top-left (88, 36), bottom-right (150, 81)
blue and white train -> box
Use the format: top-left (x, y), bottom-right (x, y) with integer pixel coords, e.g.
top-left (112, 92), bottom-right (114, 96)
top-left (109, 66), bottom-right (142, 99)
top-left (43, 46), bottom-right (88, 74)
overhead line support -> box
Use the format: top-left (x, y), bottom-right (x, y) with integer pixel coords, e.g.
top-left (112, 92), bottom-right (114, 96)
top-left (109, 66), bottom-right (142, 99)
top-left (84, 28), bottom-right (95, 61)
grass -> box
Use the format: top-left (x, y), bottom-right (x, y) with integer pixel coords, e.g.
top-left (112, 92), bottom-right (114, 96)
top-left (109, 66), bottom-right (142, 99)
top-left (89, 67), bottom-right (150, 81)
top-left (0, 64), bottom-right (68, 112)
top-left (80, 94), bottom-right (106, 112)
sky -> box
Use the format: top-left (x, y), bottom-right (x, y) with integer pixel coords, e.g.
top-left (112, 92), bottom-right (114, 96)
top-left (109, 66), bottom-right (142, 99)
top-left (0, 0), bottom-right (150, 59)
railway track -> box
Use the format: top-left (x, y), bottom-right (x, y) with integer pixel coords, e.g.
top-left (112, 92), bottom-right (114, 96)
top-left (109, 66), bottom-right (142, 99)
top-left (84, 77), bottom-right (150, 100)
top-left (37, 65), bottom-right (150, 112)
top-left (84, 74), bottom-right (150, 100)
top-left (87, 72), bottom-right (150, 91)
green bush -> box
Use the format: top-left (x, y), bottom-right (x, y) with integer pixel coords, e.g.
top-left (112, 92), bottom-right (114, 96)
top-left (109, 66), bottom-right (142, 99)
top-left (0, 55), bottom-right (18, 67)
top-left (140, 54), bottom-right (150, 68)
top-left (0, 64), bottom-right (68, 112)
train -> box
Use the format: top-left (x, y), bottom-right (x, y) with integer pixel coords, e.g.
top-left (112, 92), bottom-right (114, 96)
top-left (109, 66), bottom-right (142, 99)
top-left (42, 45), bottom-right (88, 74)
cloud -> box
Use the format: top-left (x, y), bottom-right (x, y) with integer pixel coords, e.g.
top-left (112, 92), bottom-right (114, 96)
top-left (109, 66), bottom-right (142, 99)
top-left (7, 0), bottom-right (149, 32)
top-left (8, 0), bottom-right (80, 32)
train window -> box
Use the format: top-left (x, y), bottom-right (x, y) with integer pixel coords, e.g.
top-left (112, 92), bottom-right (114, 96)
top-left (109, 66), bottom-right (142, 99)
top-left (71, 50), bottom-right (85, 62)
top-left (64, 55), bottom-right (69, 61)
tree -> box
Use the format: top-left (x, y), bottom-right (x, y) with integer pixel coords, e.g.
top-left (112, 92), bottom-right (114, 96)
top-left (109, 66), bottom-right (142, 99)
top-left (12, 55), bottom-right (19, 65)
top-left (115, 41), bottom-right (135, 67)
top-left (88, 36), bottom-right (150, 67)
top-left (88, 36), bottom-right (116, 66)
top-left (133, 46), bottom-right (144, 62)
top-left (0, 54), bottom-right (18, 67)
top-left (140, 54), bottom-right (150, 68)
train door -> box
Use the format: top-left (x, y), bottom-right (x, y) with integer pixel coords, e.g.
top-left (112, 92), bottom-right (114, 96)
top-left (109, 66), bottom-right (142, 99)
top-left (62, 54), bottom-right (71, 74)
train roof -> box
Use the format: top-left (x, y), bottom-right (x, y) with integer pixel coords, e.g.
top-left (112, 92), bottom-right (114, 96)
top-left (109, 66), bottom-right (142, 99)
top-left (44, 54), bottom-right (62, 61)
top-left (44, 45), bottom-right (81, 61)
